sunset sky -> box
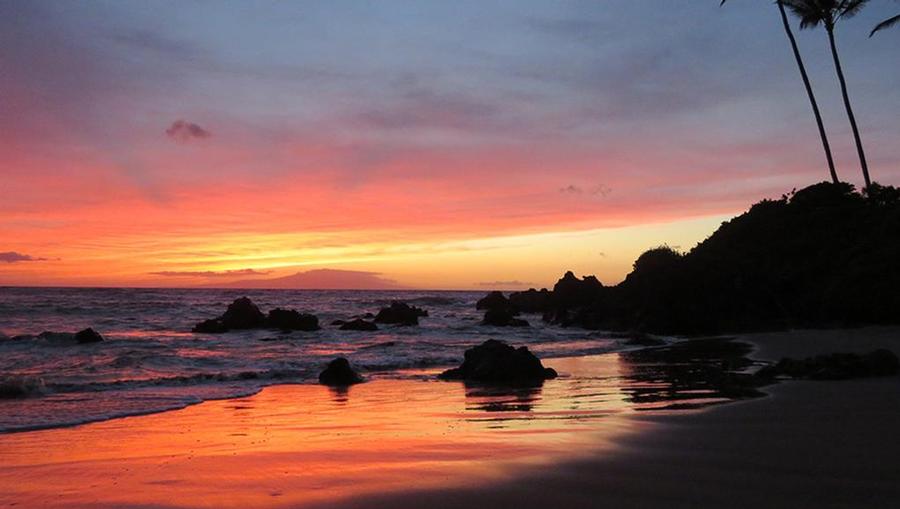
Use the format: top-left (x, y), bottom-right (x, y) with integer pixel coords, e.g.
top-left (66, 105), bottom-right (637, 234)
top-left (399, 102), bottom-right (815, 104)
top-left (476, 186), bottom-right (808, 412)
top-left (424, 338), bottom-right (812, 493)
top-left (2, 0), bottom-right (898, 289)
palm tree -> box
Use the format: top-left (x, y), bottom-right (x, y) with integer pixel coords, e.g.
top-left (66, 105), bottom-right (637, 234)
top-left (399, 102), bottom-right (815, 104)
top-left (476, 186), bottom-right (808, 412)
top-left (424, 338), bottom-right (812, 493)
top-left (870, 14), bottom-right (899, 36)
top-left (783, 0), bottom-right (872, 190)
top-left (721, 1), bottom-right (839, 183)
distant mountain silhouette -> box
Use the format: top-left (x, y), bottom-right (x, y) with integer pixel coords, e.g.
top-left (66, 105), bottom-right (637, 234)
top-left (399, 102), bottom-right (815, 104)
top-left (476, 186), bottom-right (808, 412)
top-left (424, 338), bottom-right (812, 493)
top-left (202, 268), bottom-right (404, 290)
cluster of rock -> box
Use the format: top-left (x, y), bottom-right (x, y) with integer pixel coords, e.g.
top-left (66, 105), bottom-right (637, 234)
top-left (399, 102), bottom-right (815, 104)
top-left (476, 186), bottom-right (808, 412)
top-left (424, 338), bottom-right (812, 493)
top-left (317, 339), bottom-right (557, 388)
top-left (374, 301), bottom-right (427, 326)
top-left (5, 328), bottom-right (105, 344)
top-left (193, 297), bottom-right (320, 333)
top-left (474, 272), bottom-right (605, 328)
top-left (475, 292), bottom-right (529, 327)
top-left (193, 298), bottom-right (431, 334)
top-left (756, 349), bottom-right (900, 380)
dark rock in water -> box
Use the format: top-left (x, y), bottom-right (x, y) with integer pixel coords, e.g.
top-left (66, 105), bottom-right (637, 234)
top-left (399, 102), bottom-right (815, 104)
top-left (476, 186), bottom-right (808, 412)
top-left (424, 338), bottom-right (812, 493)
top-left (0, 376), bottom-right (45, 399)
top-left (331, 320), bottom-right (346, 326)
top-left (476, 291), bottom-right (509, 311)
top-left (37, 331), bottom-right (76, 342)
top-left (756, 349), bottom-right (900, 381)
top-left (481, 308), bottom-right (529, 327)
top-left (318, 357), bottom-right (364, 386)
top-left (192, 318), bottom-right (229, 333)
top-left (339, 318), bottom-right (378, 331)
top-left (266, 308), bottom-right (320, 331)
top-left (192, 297), bottom-right (266, 333)
top-left (439, 339), bottom-right (557, 384)
top-left (508, 288), bottom-right (553, 314)
top-left (74, 328), bottom-right (103, 344)
top-left (374, 302), bottom-right (427, 326)
top-left (221, 297), bottom-right (266, 329)
top-left (362, 312), bottom-right (375, 319)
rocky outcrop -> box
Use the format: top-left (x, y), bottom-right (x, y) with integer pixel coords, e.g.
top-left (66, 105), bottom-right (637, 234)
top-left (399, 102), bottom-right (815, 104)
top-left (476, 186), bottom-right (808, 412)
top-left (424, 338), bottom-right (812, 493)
top-left (74, 328), bottom-right (104, 344)
top-left (756, 349), bottom-right (900, 380)
top-left (266, 308), bottom-right (320, 331)
top-left (318, 357), bottom-right (364, 386)
top-left (439, 339), bottom-right (557, 384)
top-left (374, 302), bottom-right (427, 326)
top-left (339, 319), bottom-right (378, 331)
top-left (476, 291), bottom-right (509, 311)
top-left (481, 308), bottom-right (529, 327)
top-left (193, 297), bottom-right (320, 333)
top-left (508, 288), bottom-right (553, 314)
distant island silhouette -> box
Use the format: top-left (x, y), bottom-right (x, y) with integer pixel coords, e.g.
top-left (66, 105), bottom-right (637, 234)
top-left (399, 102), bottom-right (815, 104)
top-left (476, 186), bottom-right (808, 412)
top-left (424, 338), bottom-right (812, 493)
top-left (201, 268), bottom-right (405, 290)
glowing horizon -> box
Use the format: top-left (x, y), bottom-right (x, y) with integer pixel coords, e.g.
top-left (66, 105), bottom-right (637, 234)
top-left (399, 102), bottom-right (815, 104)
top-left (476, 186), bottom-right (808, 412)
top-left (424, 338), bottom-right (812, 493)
top-left (2, 1), bottom-right (898, 289)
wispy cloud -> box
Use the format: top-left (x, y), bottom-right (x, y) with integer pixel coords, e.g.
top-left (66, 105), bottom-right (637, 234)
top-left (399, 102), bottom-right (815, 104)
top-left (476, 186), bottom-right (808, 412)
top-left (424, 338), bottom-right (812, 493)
top-left (476, 280), bottom-right (534, 288)
top-left (0, 252), bottom-right (50, 263)
top-left (150, 268), bottom-right (270, 278)
top-left (559, 184), bottom-right (612, 197)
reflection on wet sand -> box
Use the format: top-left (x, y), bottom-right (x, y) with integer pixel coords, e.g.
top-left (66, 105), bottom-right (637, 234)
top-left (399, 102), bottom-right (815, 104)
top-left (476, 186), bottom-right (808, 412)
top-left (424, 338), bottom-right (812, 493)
top-left (0, 345), bottom-right (760, 508)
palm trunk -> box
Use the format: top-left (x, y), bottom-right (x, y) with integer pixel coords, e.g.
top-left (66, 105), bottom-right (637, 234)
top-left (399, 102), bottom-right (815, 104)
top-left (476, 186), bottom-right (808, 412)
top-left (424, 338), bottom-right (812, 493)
top-left (825, 24), bottom-right (871, 190)
top-left (777, 1), bottom-right (838, 184)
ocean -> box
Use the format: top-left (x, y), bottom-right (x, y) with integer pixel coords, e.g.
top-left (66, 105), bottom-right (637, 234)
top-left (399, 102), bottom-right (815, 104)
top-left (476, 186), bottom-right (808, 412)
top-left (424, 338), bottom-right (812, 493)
top-left (0, 287), bottom-right (623, 433)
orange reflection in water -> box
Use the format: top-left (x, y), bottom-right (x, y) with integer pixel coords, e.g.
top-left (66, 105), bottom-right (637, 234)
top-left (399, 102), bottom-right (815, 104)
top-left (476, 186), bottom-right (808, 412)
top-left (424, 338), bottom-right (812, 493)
top-left (0, 355), bottom-right (646, 508)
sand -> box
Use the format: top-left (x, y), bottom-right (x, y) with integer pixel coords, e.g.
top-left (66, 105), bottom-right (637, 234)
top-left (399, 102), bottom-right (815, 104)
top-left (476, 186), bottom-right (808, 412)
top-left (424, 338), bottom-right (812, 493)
top-left (1, 327), bottom-right (898, 508)
top-left (324, 327), bottom-right (900, 509)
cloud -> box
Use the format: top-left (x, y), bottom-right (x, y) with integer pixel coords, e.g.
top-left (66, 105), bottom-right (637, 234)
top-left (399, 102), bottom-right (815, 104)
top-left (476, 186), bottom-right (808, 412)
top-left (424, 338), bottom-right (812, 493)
top-left (150, 268), bottom-right (271, 278)
top-left (0, 252), bottom-right (49, 263)
top-left (476, 280), bottom-right (534, 288)
top-left (165, 120), bottom-right (211, 142)
top-left (559, 184), bottom-right (612, 197)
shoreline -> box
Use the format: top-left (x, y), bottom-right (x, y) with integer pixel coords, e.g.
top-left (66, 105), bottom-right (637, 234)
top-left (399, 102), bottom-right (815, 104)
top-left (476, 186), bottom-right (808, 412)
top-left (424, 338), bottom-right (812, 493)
top-left (1, 327), bottom-right (898, 508)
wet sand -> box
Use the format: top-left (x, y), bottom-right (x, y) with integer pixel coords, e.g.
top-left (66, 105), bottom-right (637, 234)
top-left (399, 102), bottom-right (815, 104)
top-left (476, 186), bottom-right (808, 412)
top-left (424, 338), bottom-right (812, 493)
top-left (325, 327), bottom-right (900, 509)
top-left (1, 327), bottom-right (898, 508)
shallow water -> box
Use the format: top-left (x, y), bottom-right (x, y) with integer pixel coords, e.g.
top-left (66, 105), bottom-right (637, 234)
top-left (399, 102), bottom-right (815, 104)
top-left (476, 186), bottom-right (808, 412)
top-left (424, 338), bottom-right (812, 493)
top-left (0, 355), bottom-right (651, 509)
top-left (0, 288), bottom-right (625, 432)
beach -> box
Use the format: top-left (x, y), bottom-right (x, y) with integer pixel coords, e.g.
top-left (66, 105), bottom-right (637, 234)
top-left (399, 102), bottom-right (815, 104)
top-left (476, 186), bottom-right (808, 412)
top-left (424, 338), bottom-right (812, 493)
top-left (2, 326), bottom-right (898, 508)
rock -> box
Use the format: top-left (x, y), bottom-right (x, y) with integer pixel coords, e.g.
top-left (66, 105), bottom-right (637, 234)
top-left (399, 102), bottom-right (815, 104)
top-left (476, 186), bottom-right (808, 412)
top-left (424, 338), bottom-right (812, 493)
top-left (481, 308), bottom-right (529, 327)
top-left (220, 297), bottom-right (266, 329)
top-left (757, 349), bottom-right (900, 381)
top-left (439, 339), bottom-right (557, 384)
top-left (74, 328), bottom-right (103, 344)
top-left (318, 357), bottom-right (364, 386)
top-left (0, 376), bottom-right (45, 399)
top-left (552, 271), bottom-right (604, 309)
top-left (192, 318), bottom-right (229, 333)
top-left (339, 318), bottom-right (379, 331)
top-left (266, 308), bottom-right (320, 331)
top-left (476, 291), bottom-right (508, 311)
top-left (331, 320), bottom-right (346, 326)
top-left (192, 297), bottom-right (266, 332)
top-left (508, 288), bottom-right (553, 314)
top-left (374, 302), bottom-right (427, 326)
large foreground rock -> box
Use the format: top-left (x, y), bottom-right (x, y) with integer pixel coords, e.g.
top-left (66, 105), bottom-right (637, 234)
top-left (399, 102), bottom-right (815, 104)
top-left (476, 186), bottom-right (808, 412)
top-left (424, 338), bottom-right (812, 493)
top-left (266, 308), bottom-right (320, 331)
top-left (318, 357), bottom-right (364, 386)
top-left (374, 302), bottom-right (427, 326)
top-left (439, 339), bottom-right (557, 384)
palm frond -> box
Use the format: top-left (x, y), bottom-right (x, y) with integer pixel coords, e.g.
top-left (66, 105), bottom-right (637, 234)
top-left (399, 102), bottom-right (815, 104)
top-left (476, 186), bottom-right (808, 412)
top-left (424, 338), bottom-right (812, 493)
top-left (837, 0), bottom-right (870, 20)
top-left (870, 14), bottom-right (900, 36)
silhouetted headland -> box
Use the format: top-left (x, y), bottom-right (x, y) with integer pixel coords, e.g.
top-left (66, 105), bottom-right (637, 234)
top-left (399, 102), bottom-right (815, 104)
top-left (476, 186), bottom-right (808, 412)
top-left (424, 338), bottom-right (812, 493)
top-left (480, 182), bottom-right (900, 335)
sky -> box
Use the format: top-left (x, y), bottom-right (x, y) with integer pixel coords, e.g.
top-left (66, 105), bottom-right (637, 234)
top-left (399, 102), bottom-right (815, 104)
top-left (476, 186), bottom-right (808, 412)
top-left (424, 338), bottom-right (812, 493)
top-left (1, 0), bottom-right (898, 289)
